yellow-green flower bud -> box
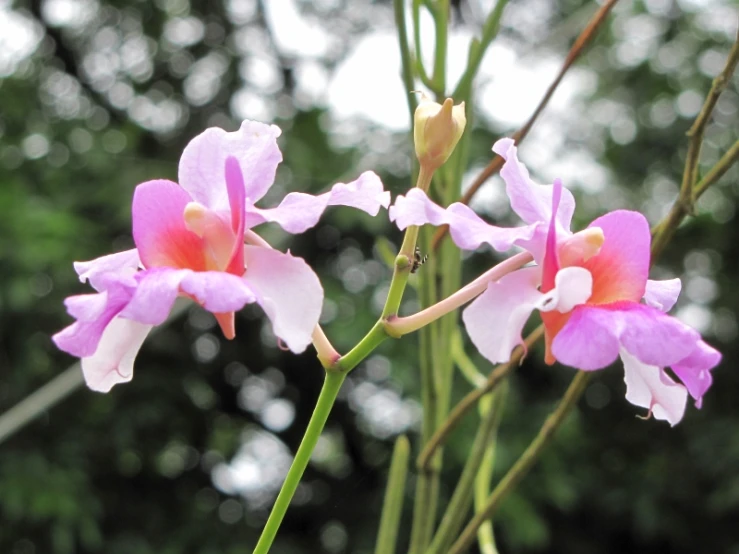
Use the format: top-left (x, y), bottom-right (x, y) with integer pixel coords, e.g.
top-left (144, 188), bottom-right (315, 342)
top-left (413, 95), bottom-right (466, 172)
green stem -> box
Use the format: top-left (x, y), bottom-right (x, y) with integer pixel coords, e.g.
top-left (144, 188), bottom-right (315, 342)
top-left (474, 382), bottom-right (508, 554)
top-left (417, 326), bottom-right (544, 470)
top-left (374, 435), bottom-right (411, 554)
top-left (252, 371), bottom-right (346, 554)
top-left (453, 0), bottom-right (509, 99)
top-left (448, 371), bottom-right (591, 554)
top-left (335, 321), bottom-right (388, 373)
top-left (431, 0), bottom-right (449, 96)
top-left (424, 380), bottom-right (506, 554)
top-left (394, 0), bottom-right (418, 115)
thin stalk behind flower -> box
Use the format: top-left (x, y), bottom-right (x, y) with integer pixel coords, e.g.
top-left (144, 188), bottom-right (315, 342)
top-left (386, 252), bottom-right (533, 336)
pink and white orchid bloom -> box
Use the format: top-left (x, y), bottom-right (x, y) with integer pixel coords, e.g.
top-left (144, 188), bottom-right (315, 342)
top-left (54, 120), bottom-right (390, 393)
top-left (390, 138), bottom-right (720, 425)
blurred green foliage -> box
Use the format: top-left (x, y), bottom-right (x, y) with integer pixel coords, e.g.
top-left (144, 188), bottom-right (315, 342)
top-left (1, 0), bottom-right (737, 553)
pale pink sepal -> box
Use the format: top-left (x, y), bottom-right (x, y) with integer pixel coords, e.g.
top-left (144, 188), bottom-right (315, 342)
top-left (389, 188), bottom-right (537, 252)
top-left (243, 245), bottom-right (323, 353)
top-left (74, 249), bottom-right (140, 290)
top-left (179, 120), bottom-right (282, 210)
top-left (81, 317), bottom-right (153, 393)
top-left (672, 339), bottom-right (720, 408)
top-left (621, 349), bottom-right (688, 426)
top-left (244, 171), bottom-right (390, 234)
top-left (644, 278), bottom-right (681, 312)
top-left (492, 138), bottom-right (575, 234)
top-left (462, 267), bottom-right (543, 364)
top-left (552, 302), bottom-right (701, 371)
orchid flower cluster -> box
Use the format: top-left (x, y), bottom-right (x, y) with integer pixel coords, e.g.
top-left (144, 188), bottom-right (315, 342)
top-left (55, 100), bottom-right (720, 426)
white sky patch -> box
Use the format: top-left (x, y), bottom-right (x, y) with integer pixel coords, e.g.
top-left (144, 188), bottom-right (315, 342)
top-left (263, 0), bottom-right (331, 58)
top-left (0, 7), bottom-right (43, 77)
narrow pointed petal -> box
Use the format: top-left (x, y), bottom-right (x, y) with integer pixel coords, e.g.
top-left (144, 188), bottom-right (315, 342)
top-left (492, 138), bottom-right (575, 232)
top-left (389, 189), bottom-right (537, 252)
top-left (132, 179), bottom-right (207, 271)
top-left (644, 278), bottom-right (681, 312)
top-left (243, 246), bottom-right (323, 353)
top-left (81, 317), bottom-right (153, 393)
top-left (462, 267), bottom-right (543, 364)
top-left (581, 210), bottom-right (650, 304)
top-left (553, 302), bottom-right (700, 371)
top-left (541, 179), bottom-right (563, 292)
top-left (245, 171), bottom-right (390, 234)
top-left (224, 156), bottom-right (246, 274)
top-left (74, 249), bottom-right (140, 290)
top-left (671, 340), bottom-right (720, 408)
top-left (179, 120), bottom-right (282, 209)
top-left (621, 349), bottom-right (688, 426)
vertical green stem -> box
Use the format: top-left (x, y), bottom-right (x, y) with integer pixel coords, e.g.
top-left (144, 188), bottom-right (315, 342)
top-left (424, 382), bottom-right (503, 554)
top-left (252, 371), bottom-right (346, 554)
top-left (448, 371), bottom-right (591, 554)
top-left (374, 435), bottom-right (411, 554)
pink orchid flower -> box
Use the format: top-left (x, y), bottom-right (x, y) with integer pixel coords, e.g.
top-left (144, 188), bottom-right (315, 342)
top-left (54, 120), bottom-right (390, 393)
top-left (390, 138), bottom-right (720, 425)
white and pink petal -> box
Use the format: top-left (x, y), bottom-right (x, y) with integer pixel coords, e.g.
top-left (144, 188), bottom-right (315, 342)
top-left (245, 171), bottom-right (390, 234)
top-left (389, 188), bottom-right (537, 252)
top-left (644, 278), bottom-right (681, 312)
top-left (243, 246), bottom-right (323, 353)
top-left (462, 267), bottom-right (543, 364)
top-left (81, 317), bottom-right (153, 393)
top-left (492, 138), bottom-right (575, 234)
top-left (74, 249), bottom-right (140, 290)
top-left (178, 120), bottom-right (282, 210)
top-left (621, 349), bottom-right (688, 426)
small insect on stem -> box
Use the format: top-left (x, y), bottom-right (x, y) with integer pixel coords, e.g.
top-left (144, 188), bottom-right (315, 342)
top-left (411, 247), bottom-right (428, 274)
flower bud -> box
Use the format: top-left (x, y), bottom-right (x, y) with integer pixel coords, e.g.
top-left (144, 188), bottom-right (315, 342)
top-left (414, 95), bottom-right (466, 172)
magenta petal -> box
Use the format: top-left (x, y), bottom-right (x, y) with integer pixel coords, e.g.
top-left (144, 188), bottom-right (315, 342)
top-left (492, 138), bottom-right (575, 232)
top-left (53, 278), bottom-right (136, 358)
top-left (120, 268), bottom-right (188, 325)
top-left (671, 340), bottom-right (720, 408)
top-left (389, 189), bottom-right (537, 252)
top-left (180, 271), bottom-right (256, 313)
top-left (243, 246), bottom-right (323, 353)
top-left (132, 179), bottom-right (207, 271)
top-left (583, 210), bottom-right (650, 304)
top-left (245, 171), bottom-right (390, 234)
top-left (179, 121), bottom-right (282, 210)
top-left (644, 278), bottom-right (681, 312)
top-left (74, 249), bottom-right (140, 290)
top-left (621, 349), bottom-right (687, 426)
top-left (462, 267), bottom-right (542, 364)
top-left (81, 317), bottom-right (153, 393)
top-left (553, 302), bottom-right (700, 371)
